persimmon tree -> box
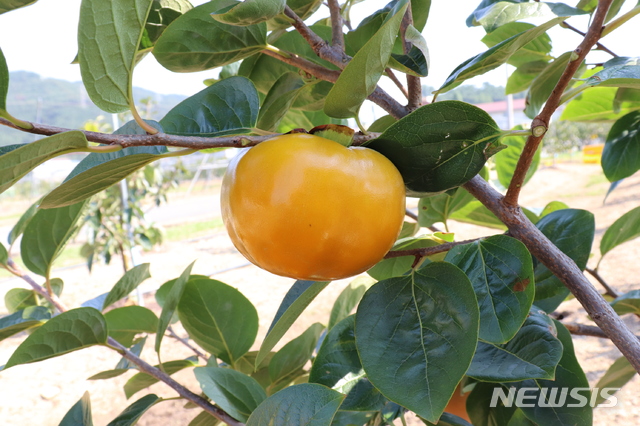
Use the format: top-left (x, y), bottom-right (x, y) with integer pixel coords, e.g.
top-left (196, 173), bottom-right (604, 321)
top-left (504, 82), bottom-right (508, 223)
top-left (1, 0), bottom-right (640, 425)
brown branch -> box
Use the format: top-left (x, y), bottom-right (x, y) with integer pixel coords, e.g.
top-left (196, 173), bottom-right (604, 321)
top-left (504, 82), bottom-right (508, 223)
top-left (0, 116), bottom-right (379, 148)
top-left (327, 0), bottom-right (344, 51)
top-left (561, 20), bottom-right (619, 57)
top-left (386, 68), bottom-right (409, 99)
top-left (405, 209), bottom-right (418, 221)
top-left (167, 326), bottom-right (209, 362)
top-left (563, 322), bottom-right (610, 339)
top-left (5, 258), bottom-right (243, 426)
top-left (504, 0), bottom-right (615, 206)
top-left (463, 175), bottom-right (640, 374)
top-left (400, 3), bottom-right (422, 111)
top-left (384, 238), bottom-right (480, 260)
top-left (586, 267), bottom-right (619, 298)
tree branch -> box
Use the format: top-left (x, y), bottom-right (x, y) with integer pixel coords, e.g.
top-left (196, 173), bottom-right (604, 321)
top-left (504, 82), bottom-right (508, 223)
top-left (167, 326), bottom-right (210, 362)
top-left (561, 20), bottom-right (618, 57)
top-left (563, 322), bottom-right (610, 339)
top-left (400, 3), bottom-right (422, 110)
top-left (4, 258), bottom-right (243, 426)
top-left (405, 209), bottom-right (418, 221)
top-left (504, 0), bottom-right (614, 206)
top-left (327, 0), bottom-right (344, 51)
top-left (586, 267), bottom-right (619, 298)
top-left (463, 175), bottom-right (640, 374)
top-left (386, 68), bottom-right (409, 99)
top-left (384, 238), bottom-right (480, 260)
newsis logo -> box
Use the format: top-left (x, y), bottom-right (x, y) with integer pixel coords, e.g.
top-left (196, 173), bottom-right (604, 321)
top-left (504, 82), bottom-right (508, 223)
top-left (490, 387), bottom-right (620, 408)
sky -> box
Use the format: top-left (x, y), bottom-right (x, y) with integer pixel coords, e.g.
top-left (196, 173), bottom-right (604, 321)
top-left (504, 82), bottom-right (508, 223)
top-left (0, 0), bottom-right (638, 101)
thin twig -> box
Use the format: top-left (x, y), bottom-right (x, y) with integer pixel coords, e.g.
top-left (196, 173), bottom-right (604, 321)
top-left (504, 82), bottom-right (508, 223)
top-left (167, 326), bottom-right (209, 362)
top-left (463, 175), bottom-right (640, 374)
top-left (586, 267), bottom-right (619, 298)
top-left (504, 0), bottom-right (615, 206)
top-left (327, 0), bottom-right (344, 51)
top-left (386, 68), bottom-right (409, 99)
top-left (384, 238), bottom-right (480, 259)
top-left (400, 3), bottom-right (422, 110)
top-left (561, 20), bottom-right (619, 57)
top-left (563, 322), bottom-right (610, 339)
top-left (405, 209), bottom-right (418, 221)
top-left (5, 258), bottom-right (243, 426)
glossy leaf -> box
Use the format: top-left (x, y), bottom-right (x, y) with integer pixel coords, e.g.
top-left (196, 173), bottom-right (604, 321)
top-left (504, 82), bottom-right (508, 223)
top-left (367, 235), bottom-right (446, 281)
top-left (324, 0), bottom-right (409, 118)
top-left (512, 321), bottom-right (592, 425)
top-left (481, 22), bottom-right (552, 68)
top-left (4, 288), bottom-right (38, 313)
top-left (466, 381), bottom-right (518, 426)
top-left (309, 315), bottom-right (387, 411)
top-left (256, 280), bottom-right (329, 367)
top-left (155, 261), bottom-right (195, 353)
top-left (245, 383), bottom-right (344, 426)
top-left (584, 63), bottom-right (640, 89)
top-left (256, 72), bottom-right (306, 131)
top-left (124, 358), bottom-right (197, 398)
top-left (59, 391), bottom-right (93, 426)
top-left (532, 209), bottom-right (594, 312)
top-left (0, 306), bottom-right (50, 341)
top-left (594, 356), bottom-right (636, 406)
top-left (445, 235), bottom-right (534, 343)
top-left (194, 366), bottom-right (267, 422)
top-left (102, 264), bottom-right (152, 310)
top-left (418, 187), bottom-right (475, 228)
top-left (269, 323), bottom-right (324, 384)
top-left (4, 308), bottom-right (107, 369)
top-left (506, 60), bottom-right (549, 94)
top-left (601, 206), bottom-right (640, 257)
top-left (8, 199), bottom-right (38, 245)
top-left (21, 200), bottom-right (88, 277)
top-left (450, 200), bottom-right (509, 229)
top-left (178, 277), bottom-right (258, 365)
top-left (328, 277), bottom-right (373, 330)
top-left (437, 18), bottom-right (564, 95)
top-left (268, 0), bottom-right (322, 30)
top-left (153, 1), bottom-right (267, 72)
top-left (494, 125), bottom-right (540, 188)
top-left (0, 46), bottom-right (7, 111)
top-left (524, 52), bottom-right (573, 119)
top-left (466, 310), bottom-right (562, 381)
top-left (610, 290), bottom-right (640, 315)
top-left (104, 306), bottom-right (158, 347)
top-left (0, 131), bottom-right (88, 195)
top-left (355, 262), bottom-right (479, 422)
top-left (470, 1), bottom-right (586, 32)
top-left (144, 0), bottom-right (193, 44)
top-left (107, 394), bottom-right (160, 426)
top-left (367, 101), bottom-right (502, 195)
top-left (78, 0), bottom-right (154, 112)
top-left (540, 200), bottom-right (569, 218)
top-left (160, 77), bottom-right (259, 137)
top-left (212, 0), bottom-right (286, 26)
top-left (601, 111), bottom-right (640, 181)
top-left (189, 411), bottom-right (221, 426)
top-left (561, 86), bottom-right (640, 121)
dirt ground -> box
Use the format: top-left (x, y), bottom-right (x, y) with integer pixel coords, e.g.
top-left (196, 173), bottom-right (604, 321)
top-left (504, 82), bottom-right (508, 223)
top-left (0, 162), bottom-right (639, 426)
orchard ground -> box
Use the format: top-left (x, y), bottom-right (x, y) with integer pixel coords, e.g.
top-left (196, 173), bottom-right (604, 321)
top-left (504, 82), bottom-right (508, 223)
top-left (0, 161), bottom-right (639, 425)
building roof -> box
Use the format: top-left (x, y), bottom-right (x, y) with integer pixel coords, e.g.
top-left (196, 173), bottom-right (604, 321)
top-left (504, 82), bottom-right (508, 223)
top-left (474, 98), bottom-right (526, 113)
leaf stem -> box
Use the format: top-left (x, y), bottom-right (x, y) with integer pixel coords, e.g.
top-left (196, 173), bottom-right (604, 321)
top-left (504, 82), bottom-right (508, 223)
top-left (0, 110), bottom-right (33, 130)
top-left (354, 115), bottom-right (368, 134)
top-left (264, 44), bottom-right (291, 59)
top-left (602, 4), bottom-right (640, 38)
top-left (129, 99), bottom-right (159, 135)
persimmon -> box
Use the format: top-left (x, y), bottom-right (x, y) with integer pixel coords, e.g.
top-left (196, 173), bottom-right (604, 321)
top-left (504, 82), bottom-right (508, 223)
top-left (444, 383), bottom-right (471, 422)
top-left (221, 133), bottom-right (406, 280)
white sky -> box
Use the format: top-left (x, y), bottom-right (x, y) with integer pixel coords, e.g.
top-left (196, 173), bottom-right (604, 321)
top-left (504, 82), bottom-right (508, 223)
top-left (0, 0), bottom-right (638, 99)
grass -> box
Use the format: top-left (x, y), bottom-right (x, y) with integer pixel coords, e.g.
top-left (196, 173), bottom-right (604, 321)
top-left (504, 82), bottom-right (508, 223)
top-left (163, 217), bottom-right (224, 242)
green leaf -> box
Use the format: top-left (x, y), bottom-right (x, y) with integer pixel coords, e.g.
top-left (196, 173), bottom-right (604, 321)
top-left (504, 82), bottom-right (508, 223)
top-left (246, 383), bottom-right (344, 426)
top-left (268, 0), bottom-right (322, 30)
top-left (153, 1), bottom-right (267, 72)
top-left (506, 60), bottom-right (549, 94)
top-left (8, 199), bottom-right (39, 245)
top-left (155, 261), bottom-right (195, 353)
top-left (161, 76), bottom-right (260, 137)
top-left (78, 0), bottom-right (154, 112)
top-left (494, 125), bottom-right (540, 188)
top-left (584, 63), bottom-right (640, 89)
top-left (532, 209), bottom-right (594, 312)
top-left (0, 241), bottom-right (7, 268)
top-left (512, 321), bottom-right (592, 425)
top-left (144, 0), bottom-right (193, 44)
top-left (178, 277), bottom-right (258, 365)
top-left (0, 131), bottom-right (88, 195)
top-left (610, 289), bottom-right (640, 315)
top-left (436, 17), bottom-right (565, 95)
top-left (0, 46), bottom-right (8, 111)
top-left (88, 338), bottom-right (145, 379)
top-left (124, 359), bottom-right (197, 398)
top-left (194, 366), bottom-right (267, 422)
top-left (309, 315), bottom-right (387, 411)
top-left (269, 323), bottom-right (324, 384)
top-left (0, 0), bottom-right (38, 15)
top-left (367, 235), bottom-right (446, 281)
top-left (4, 307), bottom-right (107, 369)
top-left (107, 394), bottom-right (160, 426)
top-left (449, 200), bottom-right (507, 229)
top-left (470, 1), bottom-right (586, 32)
top-left (445, 235), bottom-right (534, 344)
top-left (368, 101), bottom-right (502, 196)
top-left (466, 310), bottom-right (562, 381)
top-left (594, 356), bottom-right (636, 406)
top-left (601, 206), bottom-right (640, 257)
top-left (524, 52), bottom-right (573, 119)
top-left (59, 391), bottom-right (93, 426)
top-left (601, 111), bottom-right (640, 182)
top-left (355, 262), bottom-right (479, 422)
top-left (20, 200), bottom-right (88, 277)
top-left (418, 187), bottom-right (475, 228)
top-left (256, 280), bottom-right (330, 367)
top-left (466, 381), bottom-right (518, 426)
top-left (540, 200), bottom-right (569, 218)
top-left (102, 264), bottom-right (152, 310)
top-left (561, 86), bottom-right (640, 121)
top-left (0, 306), bottom-right (50, 341)
top-left (104, 306), bottom-right (158, 347)
top-left (324, 0), bottom-right (409, 118)
top-left (481, 22), bottom-right (552, 67)
top-left (328, 277), bottom-right (372, 330)
top-left (4, 288), bottom-right (38, 313)
top-left (189, 411), bottom-right (221, 426)
top-left (212, 0), bottom-right (286, 26)
top-left (368, 115), bottom-right (396, 132)
top-left (257, 72), bottom-right (306, 131)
